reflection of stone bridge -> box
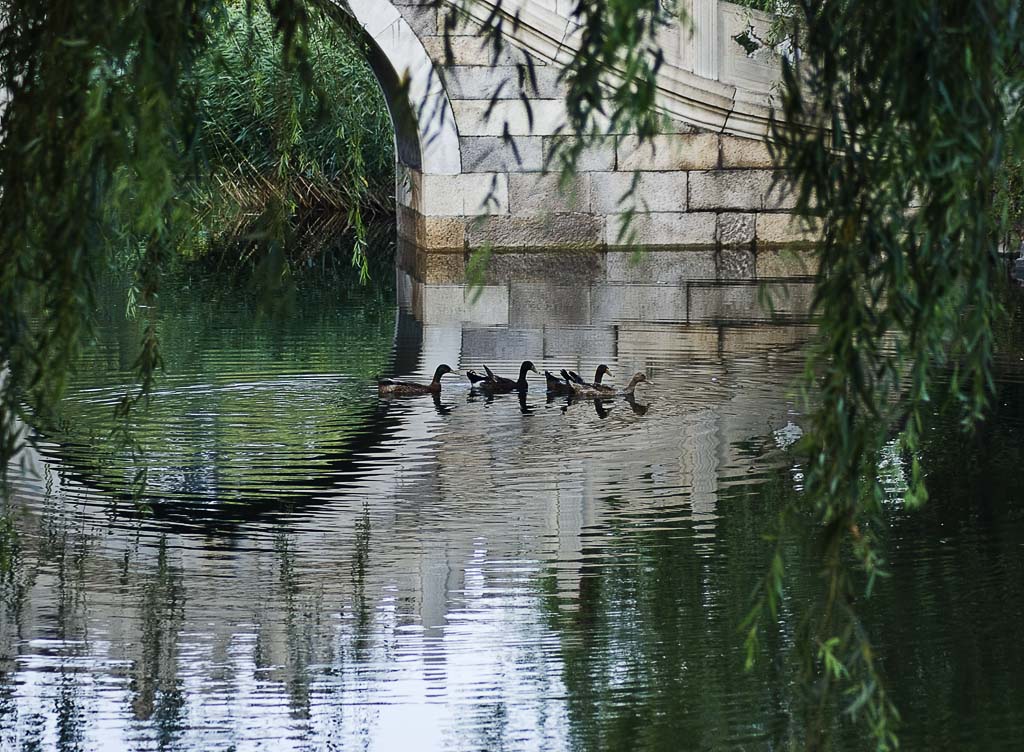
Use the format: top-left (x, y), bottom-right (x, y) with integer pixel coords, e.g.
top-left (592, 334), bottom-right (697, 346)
top-left (344, 0), bottom-right (813, 262)
top-left (8, 269), bottom-right (815, 678)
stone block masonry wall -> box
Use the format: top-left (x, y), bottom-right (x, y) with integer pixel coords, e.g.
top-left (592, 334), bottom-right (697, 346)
top-left (377, 0), bottom-right (816, 266)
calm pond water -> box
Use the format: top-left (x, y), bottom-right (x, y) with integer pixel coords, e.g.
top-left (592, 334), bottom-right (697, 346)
top-left (1, 247), bottom-right (1023, 751)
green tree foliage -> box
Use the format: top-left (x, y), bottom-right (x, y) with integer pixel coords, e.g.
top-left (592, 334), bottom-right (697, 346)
top-left (453, 0), bottom-right (1024, 747)
top-left (3, 0), bottom-right (1024, 748)
top-left (0, 0), bottom-right (388, 482)
top-left (739, 1), bottom-right (1024, 748)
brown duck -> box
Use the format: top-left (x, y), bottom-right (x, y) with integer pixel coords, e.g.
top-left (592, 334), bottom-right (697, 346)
top-left (378, 364), bottom-right (457, 396)
top-left (476, 361), bottom-right (539, 393)
top-left (570, 372), bottom-right (652, 399)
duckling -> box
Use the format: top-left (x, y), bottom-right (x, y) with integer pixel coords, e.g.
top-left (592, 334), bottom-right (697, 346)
top-left (378, 364), bottom-right (457, 396)
top-left (477, 361), bottom-right (539, 393)
top-left (570, 372), bottom-right (652, 399)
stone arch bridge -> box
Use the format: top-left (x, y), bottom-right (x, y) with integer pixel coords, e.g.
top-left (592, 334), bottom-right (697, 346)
top-left (342, 0), bottom-right (814, 275)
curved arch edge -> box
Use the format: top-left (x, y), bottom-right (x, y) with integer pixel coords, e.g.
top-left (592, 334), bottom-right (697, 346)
top-left (342, 0), bottom-right (462, 176)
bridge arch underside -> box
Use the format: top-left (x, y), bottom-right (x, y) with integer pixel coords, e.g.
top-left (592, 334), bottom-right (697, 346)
top-left (348, 0), bottom-right (817, 281)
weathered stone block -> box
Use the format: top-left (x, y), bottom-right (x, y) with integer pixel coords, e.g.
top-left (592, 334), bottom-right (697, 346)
top-left (688, 283), bottom-right (762, 322)
top-left (395, 164), bottom-right (422, 211)
top-left (756, 248), bottom-right (818, 278)
top-left (716, 248), bottom-right (756, 279)
top-left (467, 214), bottom-right (604, 249)
top-left (509, 65), bottom-right (565, 99)
top-left (420, 217), bottom-right (467, 250)
top-left (444, 66), bottom-right (516, 100)
top-left (396, 5), bottom-right (438, 37)
top-left (605, 249), bottom-right (717, 282)
top-left (617, 134), bottom-right (719, 171)
top-left (661, 118), bottom-right (701, 135)
top-left (452, 100), bottom-right (566, 136)
top-left (421, 36), bottom-right (530, 67)
top-left (396, 205), bottom-right (420, 244)
top-left (444, 66), bottom-right (564, 100)
top-left (421, 173), bottom-right (509, 216)
top-left (765, 179), bottom-right (800, 210)
top-left (755, 213), bottom-right (821, 245)
top-left (716, 213), bottom-right (756, 246)
top-left (590, 171), bottom-right (687, 213)
top-left (509, 172), bottom-right (590, 215)
top-left (720, 135), bottom-right (776, 168)
top-left (606, 212), bottom-right (717, 247)
top-left (461, 136), bottom-right (544, 172)
top-left (689, 170), bottom-right (774, 211)
top-left (541, 136), bottom-right (617, 171)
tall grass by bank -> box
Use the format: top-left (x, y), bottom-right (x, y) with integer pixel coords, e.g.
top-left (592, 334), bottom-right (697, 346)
top-left (183, 2), bottom-right (395, 276)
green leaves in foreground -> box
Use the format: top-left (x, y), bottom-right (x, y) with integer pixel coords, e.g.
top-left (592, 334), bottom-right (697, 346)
top-left (0, 0), bottom-right (395, 487)
top-left (2, 0), bottom-right (1024, 748)
top-left (739, 1), bottom-right (1024, 749)
top-left (0, 0), bottom-right (335, 486)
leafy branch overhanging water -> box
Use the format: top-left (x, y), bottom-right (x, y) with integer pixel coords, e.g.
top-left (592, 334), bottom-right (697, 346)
top-left (2, 1), bottom-right (1024, 749)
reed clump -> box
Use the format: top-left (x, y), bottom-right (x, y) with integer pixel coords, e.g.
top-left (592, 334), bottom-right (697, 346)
top-left (181, 2), bottom-right (395, 273)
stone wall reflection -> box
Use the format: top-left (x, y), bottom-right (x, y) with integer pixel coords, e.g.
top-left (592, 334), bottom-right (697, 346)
top-left (1, 253), bottom-right (815, 750)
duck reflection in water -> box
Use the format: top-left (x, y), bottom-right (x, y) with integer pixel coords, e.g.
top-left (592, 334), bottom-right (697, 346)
top-left (518, 391), bottom-right (533, 415)
top-left (625, 394), bottom-right (649, 415)
top-left (467, 382), bottom-right (536, 414)
top-left (557, 394), bottom-right (648, 418)
top-left (432, 392), bottom-right (454, 416)
top-left (555, 396), bottom-right (611, 417)
top-left (594, 399), bottom-right (613, 419)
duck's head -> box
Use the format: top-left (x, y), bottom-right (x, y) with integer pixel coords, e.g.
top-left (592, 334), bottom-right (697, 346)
top-left (520, 360), bottom-right (539, 375)
top-left (433, 364), bottom-right (456, 381)
top-left (629, 372), bottom-right (653, 387)
top-left (596, 364), bottom-right (613, 381)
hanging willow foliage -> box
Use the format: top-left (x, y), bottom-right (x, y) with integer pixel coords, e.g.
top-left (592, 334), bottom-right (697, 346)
top-left (442, 1), bottom-right (1024, 747)
top-left (738, 1), bottom-right (1024, 749)
top-left (0, 0), bottom-right (328, 475)
top-left (2, 0), bottom-right (1024, 749)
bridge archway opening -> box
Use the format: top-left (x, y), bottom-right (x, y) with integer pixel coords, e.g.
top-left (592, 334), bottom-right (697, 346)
top-left (343, 0), bottom-right (461, 177)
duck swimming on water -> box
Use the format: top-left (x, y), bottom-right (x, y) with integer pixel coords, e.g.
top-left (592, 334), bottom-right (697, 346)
top-left (378, 364), bottom-right (458, 396)
top-left (545, 370), bottom-right (574, 395)
top-left (476, 361), bottom-right (539, 393)
top-left (566, 364), bottom-right (614, 395)
top-left (570, 372), bottom-right (652, 399)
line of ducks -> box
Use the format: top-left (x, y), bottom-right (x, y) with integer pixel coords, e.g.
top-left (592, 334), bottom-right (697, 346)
top-left (378, 361), bottom-right (652, 398)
